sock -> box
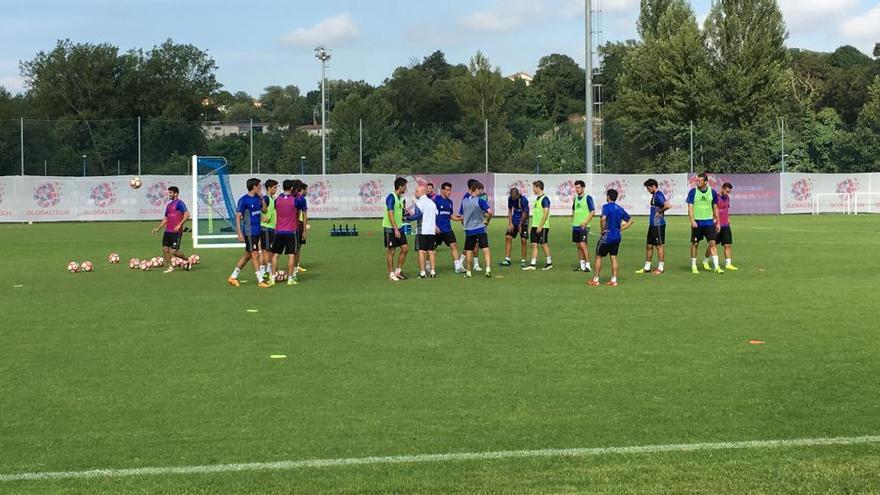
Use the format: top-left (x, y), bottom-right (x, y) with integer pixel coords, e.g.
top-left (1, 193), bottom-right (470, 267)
top-left (726, 258), bottom-right (732, 266)
top-left (658, 262), bottom-right (665, 271)
top-left (459, 255), bottom-right (465, 265)
top-left (420, 271), bottom-right (426, 277)
top-left (531, 258), bottom-right (537, 266)
top-left (466, 270), bottom-right (472, 276)
top-left (430, 270), bottom-right (436, 276)
top-left (586, 261), bottom-right (592, 269)
top-left (581, 260), bottom-right (587, 270)
top-left (546, 257), bottom-right (552, 265)
top-left (474, 259), bottom-right (481, 268)
top-left (486, 267), bottom-right (491, 273)
top-left (255, 271), bottom-right (261, 282)
top-left (505, 257), bottom-right (511, 262)
top-left (520, 259), bottom-right (526, 263)
top-left (691, 258), bottom-right (697, 267)
top-left (703, 257), bottom-right (710, 264)
top-left (454, 259), bottom-right (461, 270)
top-left (231, 267), bottom-right (241, 279)
top-left (643, 261), bottom-right (651, 271)
top-left (389, 271), bottom-right (395, 278)
top-left (611, 276), bottom-right (617, 283)
top-left (712, 255), bottom-right (720, 269)
top-left (593, 276), bottom-right (599, 282)
top-left (395, 267), bottom-right (402, 274)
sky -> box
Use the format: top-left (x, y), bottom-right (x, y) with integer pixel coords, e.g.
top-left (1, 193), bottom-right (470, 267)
top-left (1, 0), bottom-right (878, 97)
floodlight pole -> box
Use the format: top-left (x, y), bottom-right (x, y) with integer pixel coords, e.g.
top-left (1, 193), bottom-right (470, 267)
top-left (484, 119), bottom-right (489, 173)
top-left (585, 0), bottom-right (594, 176)
top-left (689, 120), bottom-right (694, 174)
top-left (780, 116), bottom-right (786, 174)
top-left (250, 118), bottom-right (254, 174)
top-left (137, 116), bottom-right (142, 176)
top-left (20, 117), bottom-right (24, 175)
top-left (359, 118), bottom-right (363, 174)
top-left (316, 46), bottom-right (331, 176)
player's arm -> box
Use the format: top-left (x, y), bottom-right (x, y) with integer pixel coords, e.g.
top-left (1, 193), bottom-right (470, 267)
top-left (687, 203), bottom-right (696, 228)
top-left (235, 212), bottom-right (244, 241)
top-left (600, 214), bottom-right (607, 234)
top-left (260, 195), bottom-right (268, 214)
top-left (621, 214), bottom-right (634, 232)
top-left (507, 203), bottom-right (514, 228)
top-left (537, 204), bottom-right (549, 233)
top-left (583, 200), bottom-right (595, 230)
top-left (713, 203), bottom-right (721, 232)
top-left (300, 211), bottom-right (309, 240)
top-left (151, 218), bottom-right (168, 235)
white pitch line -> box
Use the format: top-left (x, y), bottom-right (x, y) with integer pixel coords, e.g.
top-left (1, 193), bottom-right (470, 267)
top-left (2, 435), bottom-right (879, 483)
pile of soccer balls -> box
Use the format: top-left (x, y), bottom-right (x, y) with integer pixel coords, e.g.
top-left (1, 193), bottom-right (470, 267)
top-left (67, 261), bottom-right (93, 273)
top-left (70, 252), bottom-right (201, 272)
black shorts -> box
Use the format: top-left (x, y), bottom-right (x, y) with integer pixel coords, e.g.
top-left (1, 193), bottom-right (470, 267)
top-left (271, 232), bottom-right (300, 255)
top-left (572, 227), bottom-right (589, 244)
top-left (260, 230), bottom-right (275, 250)
top-left (435, 231), bottom-right (457, 247)
top-left (647, 225), bottom-right (666, 246)
top-left (384, 228), bottom-right (408, 249)
top-left (298, 229), bottom-right (307, 246)
top-left (162, 232), bottom-right (182, 250)
top-left (243, 234), bottom-right (260, 253)
top-left (465, 233), bottom-right (489, 251)
top-left (530, 227), bottom-right (549, 245)
top-left (691, 225), bottom-right (717, 243)
top-left (417, 234), bottom-right (436, 251)
top-left (597, 241), bottom-right (620, 257)
top-left (717, 226), bottom-right (733, 246)
top-left (507, 221), bottom-right (529, 239)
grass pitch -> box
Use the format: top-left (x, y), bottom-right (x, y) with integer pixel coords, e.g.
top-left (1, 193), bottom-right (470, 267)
top-left (1, 215), bottom-right (879, 493)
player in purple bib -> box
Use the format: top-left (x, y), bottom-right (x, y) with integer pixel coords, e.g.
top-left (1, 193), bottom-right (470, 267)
top-left (150, 186), bottom-right (191, 273)
top-left (705, 182), bottom-right (737, 271)
top-left (268, 179), bottom-right (309, 286)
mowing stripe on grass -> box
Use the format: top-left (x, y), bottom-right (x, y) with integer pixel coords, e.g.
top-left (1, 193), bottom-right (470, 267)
top-left (2, 435), bottom-right (879, 482)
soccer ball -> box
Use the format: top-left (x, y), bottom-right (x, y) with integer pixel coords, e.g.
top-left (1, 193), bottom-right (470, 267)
top-left (188, 254), bottom-right (200, 265)
top-left (81, 261), bottom-right (93, 272)
top-left (129, 258), bottom-right (140, 269)
top-left (275, 270), bottom-right (287, 282)
top-left (139, 260), bottom-right (151, 271)
top-left (67, 262), bottom-right (80, 273)
top-left (129, 177), bottom-right (142, 189)
top-left (108, 253), bottom-right (120, 264)
top-left (151, 257), bottom-right (164, 268)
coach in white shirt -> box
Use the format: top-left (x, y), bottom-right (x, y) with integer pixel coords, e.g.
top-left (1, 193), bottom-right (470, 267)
top-left (412, 185), bottom-right (439, 279)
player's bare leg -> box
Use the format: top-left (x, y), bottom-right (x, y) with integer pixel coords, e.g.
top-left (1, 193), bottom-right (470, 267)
top-left (589, 255), bottom-right (603, 286)
top-left (520, 237), bottom-right (528, 262)
top-left (428, 250), bottom-right (437, 277)
top-left (418, 250), bottom-right (426, 277)
top-left (607, 255), bottom-right (619, 286)
top-left (481, 247), bottom-right (492, 278)
top-left (396, 244), bottom-right (409, 276)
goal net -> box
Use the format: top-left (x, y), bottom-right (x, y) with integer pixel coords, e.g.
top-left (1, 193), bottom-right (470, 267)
top-left (191, 155), bottom-right (243, 249)
top-left (813, 193), bottom-right (854, 215)
top-left (854, 192), bottom-right (880, 214)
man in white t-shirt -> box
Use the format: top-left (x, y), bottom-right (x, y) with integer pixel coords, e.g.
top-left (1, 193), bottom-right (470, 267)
top-left (410, 185), bottom-right (439, 279)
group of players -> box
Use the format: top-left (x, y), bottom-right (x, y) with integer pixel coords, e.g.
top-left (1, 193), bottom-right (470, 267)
top-left (151, 172), bottom-right (737, 287)
top-left (380, 172), bottom-right (737, 286)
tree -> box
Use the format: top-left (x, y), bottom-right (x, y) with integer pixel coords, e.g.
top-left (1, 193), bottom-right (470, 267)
top-left (531, 54), bottom-right (585, 123)
top-left (637, 0), bottom-right (675, 40)
top-left (453, 51), bottom-right (511, 170)
top-left (328, 91), bottom-right (399, 172)
top-left (607, 0), bottom-right (710, 172)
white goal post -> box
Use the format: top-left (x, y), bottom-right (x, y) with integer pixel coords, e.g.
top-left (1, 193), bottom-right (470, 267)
top-left (854, 192), bottom-right (880, 215)
top-left (813, 193), bottom-right (854, 215)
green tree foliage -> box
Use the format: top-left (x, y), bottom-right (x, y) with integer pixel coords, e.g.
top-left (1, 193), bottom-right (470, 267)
top-left (532, 54), bottom-right (585, 123)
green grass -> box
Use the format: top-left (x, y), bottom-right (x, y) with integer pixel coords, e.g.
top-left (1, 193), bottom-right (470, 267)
top-left (1, 215), bottom-right (879, 494)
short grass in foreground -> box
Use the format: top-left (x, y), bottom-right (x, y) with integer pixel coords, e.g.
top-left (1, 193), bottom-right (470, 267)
top-left (0, 215), bottom-right (879, 493)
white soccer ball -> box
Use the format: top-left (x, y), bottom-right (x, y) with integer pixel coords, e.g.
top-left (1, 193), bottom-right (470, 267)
top-left (129, 177), bottom-right (142, 189)
top-left (81, 261), bottom-right (93, 273)
top-left (108, 253), bottom-right (120, 264)
top-left (150, 257), bottom-right (163, 268)
top-left (188, 254), bottom-right (200, 265)
top-left (275, 270), bottom-right (287, 282)
top-left (139, 260), bottom-right (151, 271)
top-left (67, 261), bottom-right (80, 273)
top-left (129, 258), bottom-right (140, 269)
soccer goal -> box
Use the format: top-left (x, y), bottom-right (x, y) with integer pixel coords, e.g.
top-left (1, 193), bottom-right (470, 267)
top-left (854, 192), bottom-right (880, 215)
top-left (191, 155), bottom-right (244, 249)
top-left (813, 193), bottom-right (854, 215)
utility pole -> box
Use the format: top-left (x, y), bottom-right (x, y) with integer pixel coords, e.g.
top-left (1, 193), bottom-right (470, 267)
top-left (484, 119), bottom-right (489, 173)
top-left (137, 116), bottom-right (142, 176)
top-left (316, 46), bottom-right (332, 175)
top-left (585, 0), bottom-right (594, 176)
top-left (689, 120), bottom-right (694, 174)
top-left (249, 118), bottom-right (254, 174)
top-left (780, 116), bottom-right (786, 174)
top-left (359, 118), bottom-right (363, 174)
top-left (20, 117), bottom-right (24, 175)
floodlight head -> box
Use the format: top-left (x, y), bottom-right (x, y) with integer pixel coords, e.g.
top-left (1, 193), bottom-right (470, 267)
top-left (315, 46), bottom-right (331, 61)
